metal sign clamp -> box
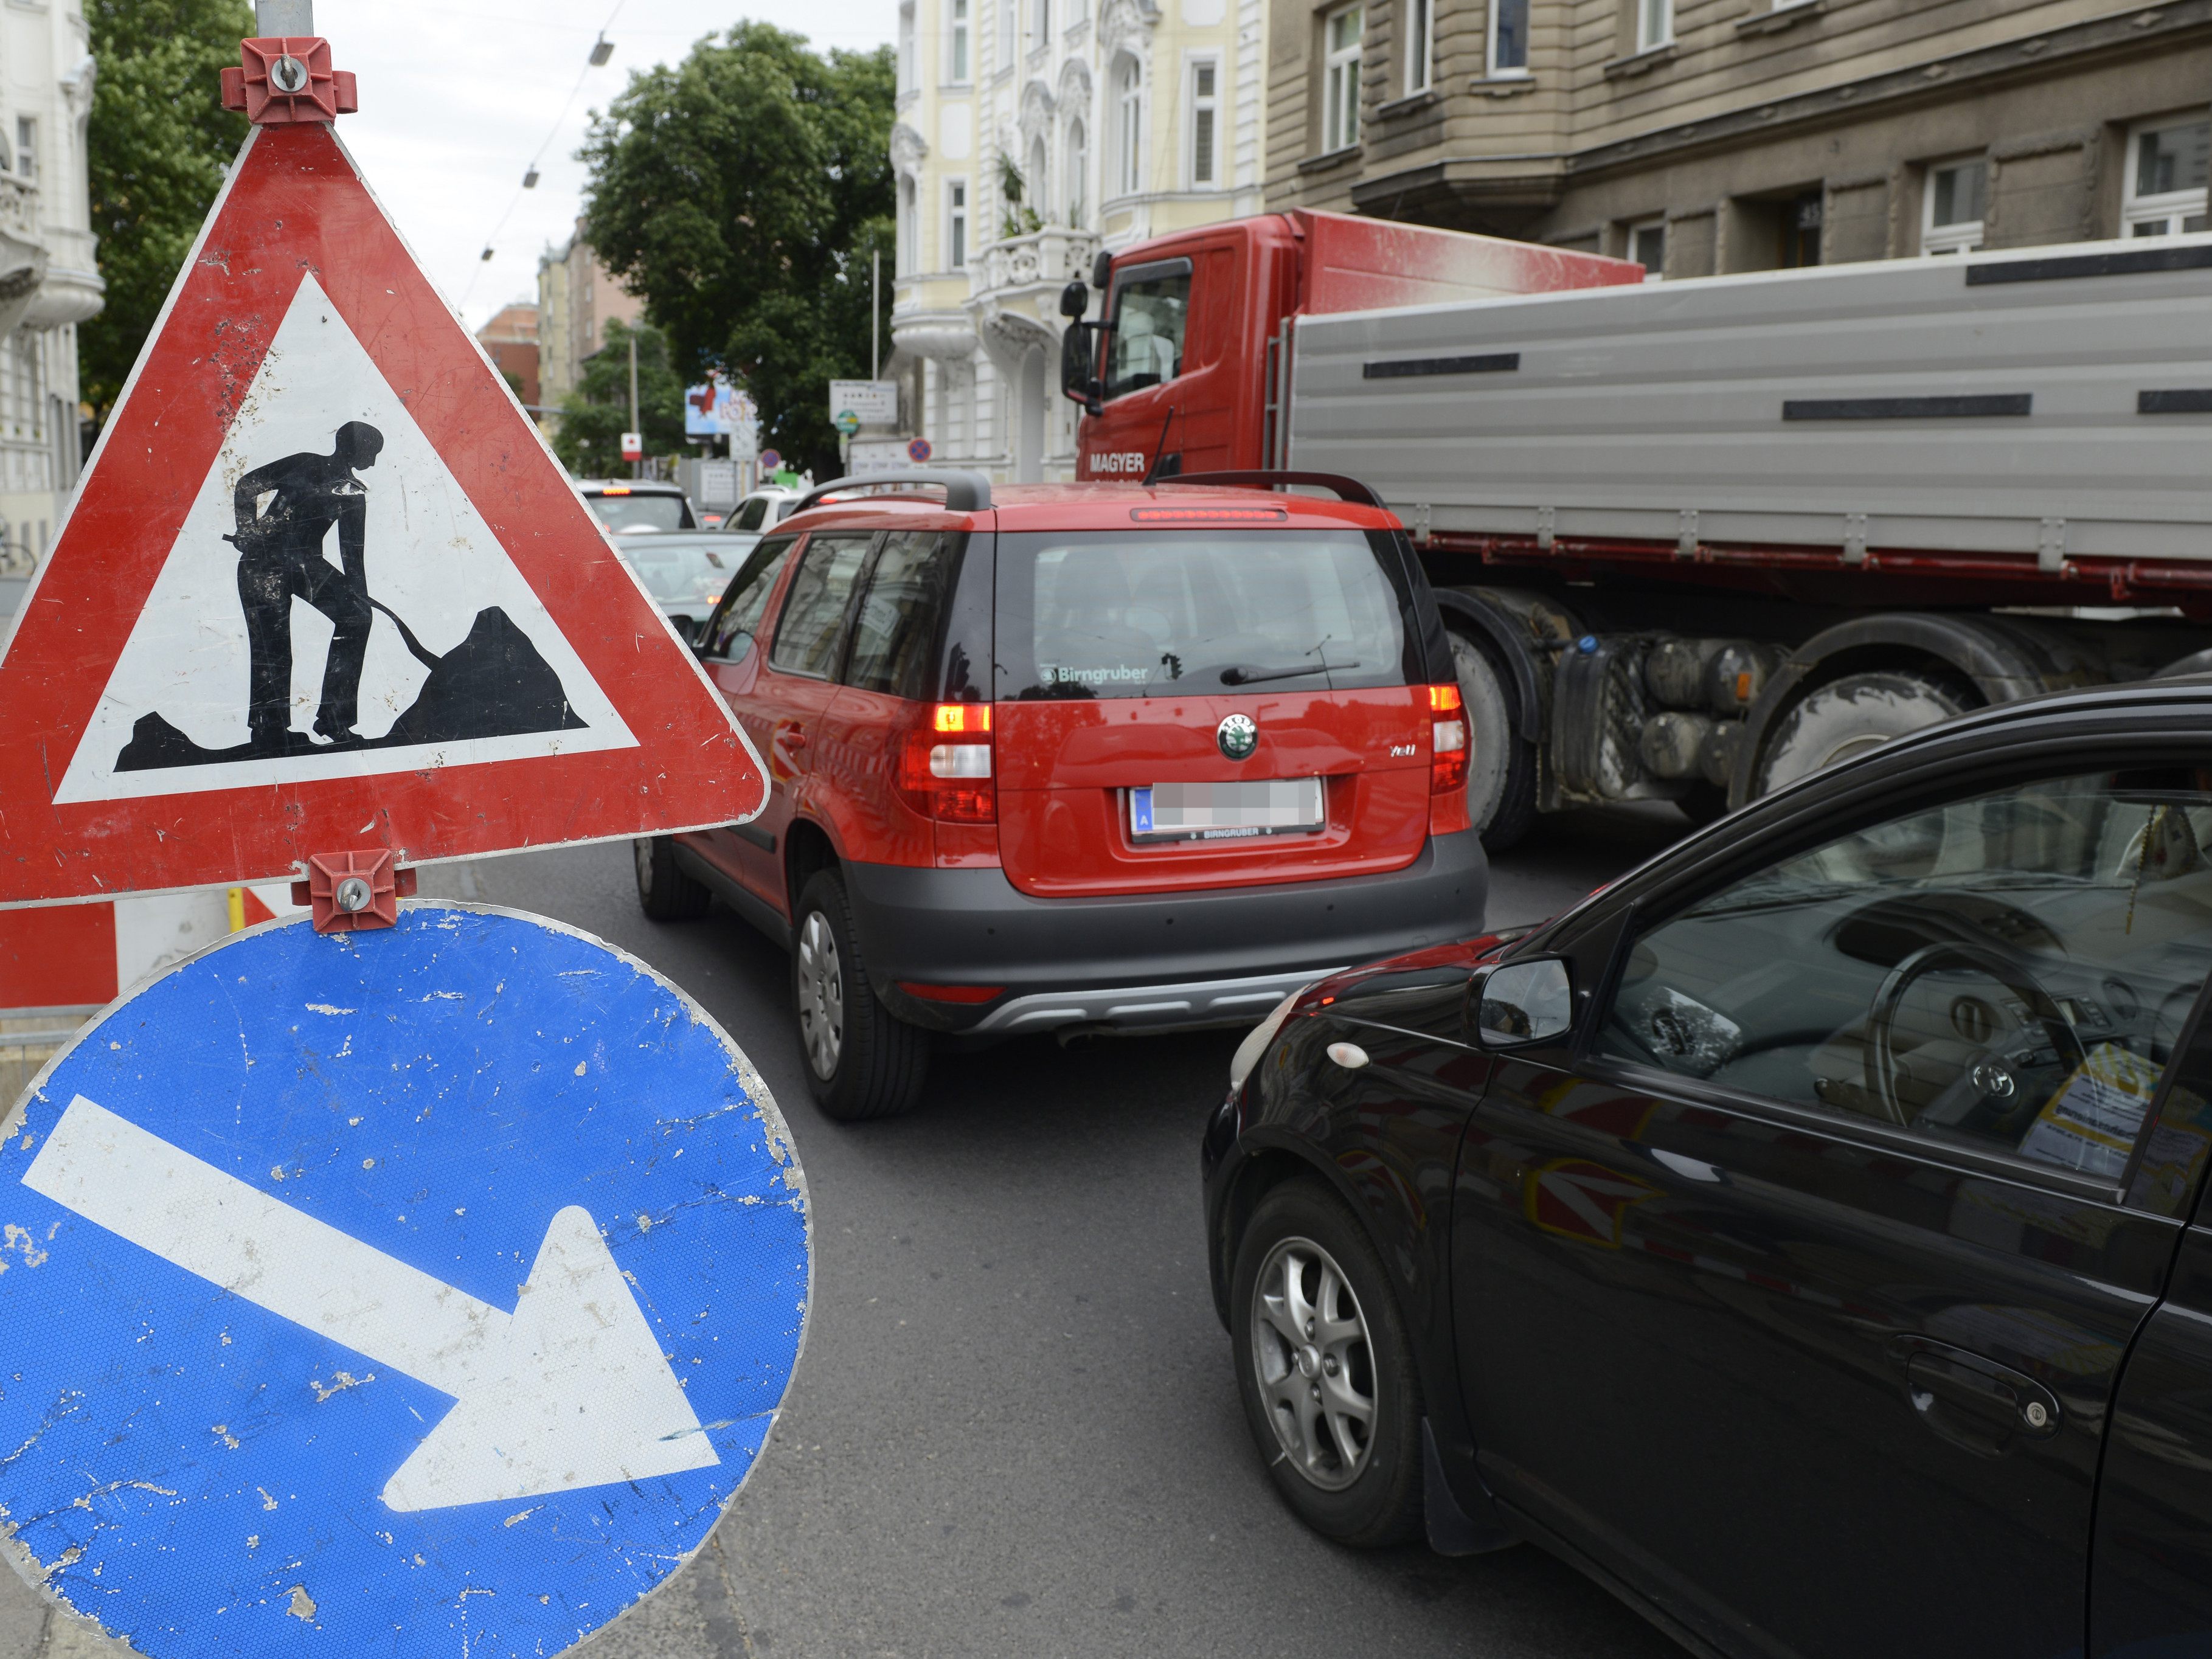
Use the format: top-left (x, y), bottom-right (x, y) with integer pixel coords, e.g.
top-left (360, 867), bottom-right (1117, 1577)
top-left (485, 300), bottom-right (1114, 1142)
top-left (292, 848), bottom-right (415, 932)
top-left (220, 36), bottom-right (357, 126)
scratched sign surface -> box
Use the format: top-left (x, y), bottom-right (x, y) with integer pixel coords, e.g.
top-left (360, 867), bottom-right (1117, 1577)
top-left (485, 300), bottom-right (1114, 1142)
top-left (0, 120), bottom-right (764, 906)
top-left (0, 906), bottom-right (809, 1658)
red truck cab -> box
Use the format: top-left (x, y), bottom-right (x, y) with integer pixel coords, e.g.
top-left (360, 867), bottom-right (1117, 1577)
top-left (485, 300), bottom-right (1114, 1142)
top-left (1069, 210), bottom-right (1642, 483)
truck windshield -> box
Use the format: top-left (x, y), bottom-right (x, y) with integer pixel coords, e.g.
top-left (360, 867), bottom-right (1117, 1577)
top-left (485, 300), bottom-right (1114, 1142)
top-left (994, 530), bottom-right (1417, 700)
top-left (1105, 269), bottom-right (1190, 398)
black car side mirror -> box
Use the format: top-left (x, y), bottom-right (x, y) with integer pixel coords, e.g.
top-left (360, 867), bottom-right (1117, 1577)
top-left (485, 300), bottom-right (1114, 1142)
top-left (1473, 958), bottom-right (1575, 1048)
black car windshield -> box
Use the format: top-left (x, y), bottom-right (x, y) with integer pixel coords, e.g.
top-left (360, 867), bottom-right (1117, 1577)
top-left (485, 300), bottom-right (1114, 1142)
top-left (994, 530), bottom-right (1416, 700)
top-left (587, 490), bottom-right (694, 533)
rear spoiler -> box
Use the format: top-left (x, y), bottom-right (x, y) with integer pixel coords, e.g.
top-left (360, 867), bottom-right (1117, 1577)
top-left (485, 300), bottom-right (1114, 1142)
top-left (1161, 471), bottom-right (1385, 509)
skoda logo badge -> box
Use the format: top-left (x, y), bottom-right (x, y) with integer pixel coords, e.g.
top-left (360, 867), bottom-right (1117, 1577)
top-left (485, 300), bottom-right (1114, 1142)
top-left (1217, 713), bottom-right (1259, 761)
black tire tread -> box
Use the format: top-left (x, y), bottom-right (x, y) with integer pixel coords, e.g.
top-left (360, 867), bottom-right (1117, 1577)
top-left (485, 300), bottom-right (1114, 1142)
top-left (636, 837), bottom-right (712, 921)
top-left (1449, 625), bottom-right (1539, 854)
top-left (794, 870), bottom-right (929, 1121)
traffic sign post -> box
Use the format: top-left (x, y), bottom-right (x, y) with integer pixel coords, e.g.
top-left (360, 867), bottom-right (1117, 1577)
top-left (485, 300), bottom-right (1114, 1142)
top-left (0, 19), bottom-right (811, 1659)
top-left (0, 907), bottom-right (808, 1655)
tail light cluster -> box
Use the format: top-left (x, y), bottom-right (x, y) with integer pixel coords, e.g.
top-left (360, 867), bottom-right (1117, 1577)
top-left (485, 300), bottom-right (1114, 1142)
top-left (1429, 684), bottom-right (1469, 795)
top-left (897, 703), bottom-right (995, 823)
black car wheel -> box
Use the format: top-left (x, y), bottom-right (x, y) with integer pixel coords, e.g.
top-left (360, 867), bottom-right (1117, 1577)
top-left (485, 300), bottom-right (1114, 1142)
top-left (1230, 1178), bottom-right (1423, 1546)
top-left (634, 836), bottom-right (711, 921)
top-left (791, 870), bottom-right (929, 1121)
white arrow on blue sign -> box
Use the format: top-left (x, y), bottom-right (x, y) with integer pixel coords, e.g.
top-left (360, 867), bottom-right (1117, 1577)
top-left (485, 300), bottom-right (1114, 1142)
top-left (0, 905), bottom-right (810, 1658)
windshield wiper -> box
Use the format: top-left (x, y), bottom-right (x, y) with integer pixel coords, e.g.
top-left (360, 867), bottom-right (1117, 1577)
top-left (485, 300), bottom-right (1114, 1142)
top-left (1220, 659), bottom-right (1360, 687)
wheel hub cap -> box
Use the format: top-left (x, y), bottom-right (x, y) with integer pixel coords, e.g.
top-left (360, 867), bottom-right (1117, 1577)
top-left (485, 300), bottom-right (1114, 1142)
top-left (1250, 1235), bottom-right (1378, 1492)
top-left (796, 912), bottom-right (844, 1081)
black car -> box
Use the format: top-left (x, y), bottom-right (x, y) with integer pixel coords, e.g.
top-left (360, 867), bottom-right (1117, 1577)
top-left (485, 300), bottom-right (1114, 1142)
top-left (1203, 678), bottom-right (2212, 1658)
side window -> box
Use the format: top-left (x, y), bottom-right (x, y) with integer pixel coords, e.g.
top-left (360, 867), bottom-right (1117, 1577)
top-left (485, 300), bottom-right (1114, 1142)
top-left (1595, 768), bottom-right (2212, 1182)
top-left (699, 535), bottom-right (795, 663)
top-left (768, 535), bottom-right (873, 677)
top-left (844, 532), bottom-right (958, 699)
top-left (730, 498), bottom-right (768, 533)
top-left (1104, 262), bottom-right (1192, 400)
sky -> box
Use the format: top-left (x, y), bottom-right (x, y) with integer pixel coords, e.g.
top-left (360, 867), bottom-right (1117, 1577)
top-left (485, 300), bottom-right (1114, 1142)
top-left (311, 1), bottom-right (901, 331)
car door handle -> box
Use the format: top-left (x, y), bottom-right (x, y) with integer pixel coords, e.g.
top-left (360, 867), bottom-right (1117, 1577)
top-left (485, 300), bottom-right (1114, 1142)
top-left (776, 725), bottom-right (806, 749)
top-left (1890, 1336), bottom-right (2061, 1455)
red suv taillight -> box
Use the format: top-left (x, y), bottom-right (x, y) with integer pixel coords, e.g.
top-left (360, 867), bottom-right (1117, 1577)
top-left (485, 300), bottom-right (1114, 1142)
top-left (897, 703), bottom-right (996, 823)
top-left (1429, 685), bottom-right (1468, 794)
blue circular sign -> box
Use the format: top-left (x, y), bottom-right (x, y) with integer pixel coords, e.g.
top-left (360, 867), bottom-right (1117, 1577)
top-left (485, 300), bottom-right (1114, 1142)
top-left (0, 905), bottom-right (809, 1658)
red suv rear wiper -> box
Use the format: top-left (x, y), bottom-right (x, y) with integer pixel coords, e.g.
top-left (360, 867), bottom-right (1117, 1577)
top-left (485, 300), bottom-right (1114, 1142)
top-left (1219, 660), bottom-right (1361, 687)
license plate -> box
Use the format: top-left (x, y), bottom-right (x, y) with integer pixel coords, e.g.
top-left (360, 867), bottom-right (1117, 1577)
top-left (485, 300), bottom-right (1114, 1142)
top-left (1129, 778), bottom-right (1325, 842)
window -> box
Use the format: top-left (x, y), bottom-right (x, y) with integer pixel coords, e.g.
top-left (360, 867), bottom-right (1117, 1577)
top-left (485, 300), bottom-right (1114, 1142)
top-left (1115, 57), bottom-right (1142, 195)
top-left (1628, 218), bottom-right (1665, 277)
top-left (950, 0), bottom-right (970, 80)
top-left (845, 533), bottom-right (959, 699)
top-left (1066, 119), bottom-right (1088, 226)
top-left (1031, 0), bottom-right (1049, 46)
top-left (1027, 136), bottom-right (1050, 217)
top-left (1594, 767), bottom-right (2212, 1181)
top-left (1406, 0), bottom-right (1432, 93)
top-left (2124, 117), bottom-right (2210, 238)
top-left (898, 1), bottom-right (916, 92)
top-left (729, 497), bottom-right (771, 533)
top-left (1000, 0), bottom-right (1014, 64)
top-left (700, 536), bottom-right (796, 663)
top-left (1489, 0), bottom-right (1528, 74)
top-left (1922, 157), bottom-right (1987, 257)
top-left (1637, 0), bottom-right (1672, 52)
top-left (770, 535), bottom-right (873, 677)
top-left (948, 180), bottom-right (968, 269)
top-left (1780, 190), bottom-right (1823, 268)
top-left (993, 529), bottom-right (1412, 700)
top-left (15, 120), bottom-right (33, 183)
top-left (1103, 261), bottom-right (1190, 398)
top-left (897, 175), bottom-right (917, 274)
top-left (1323, 5), bottom-right (1363, 154)
top-left (1189, 61), bottom-right (1218, 188)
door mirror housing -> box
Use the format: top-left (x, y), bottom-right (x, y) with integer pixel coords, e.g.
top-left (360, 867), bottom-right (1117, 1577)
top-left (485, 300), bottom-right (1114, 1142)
top-left (1058, 280), bottom-right (1089, 319)
top-left (1061, 320), bottom-right (1104, 416)
top-left (1475, 958), bottom-right (1575, 1048)
top-left (1091, 249), bottom-right (1114, 290)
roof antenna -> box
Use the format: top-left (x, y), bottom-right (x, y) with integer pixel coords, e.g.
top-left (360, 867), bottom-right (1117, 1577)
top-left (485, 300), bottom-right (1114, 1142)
top-left (1139, 408), bottom-right (1177, 487)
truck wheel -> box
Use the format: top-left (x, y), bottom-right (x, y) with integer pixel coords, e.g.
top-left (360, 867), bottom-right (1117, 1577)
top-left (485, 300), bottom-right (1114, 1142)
top-left (1754, 670), bottom-right (1974, 797)
top-left (634, 837), bottom-right (712, 921)
top-left (1449, 630), bottom-right (1537, 853)
top-left (791, 870), bottom-right (930, 1121)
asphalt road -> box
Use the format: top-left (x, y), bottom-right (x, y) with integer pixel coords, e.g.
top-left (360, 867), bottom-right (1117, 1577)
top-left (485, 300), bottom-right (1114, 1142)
top-left (5, 805), bottom-right (1692, 1659)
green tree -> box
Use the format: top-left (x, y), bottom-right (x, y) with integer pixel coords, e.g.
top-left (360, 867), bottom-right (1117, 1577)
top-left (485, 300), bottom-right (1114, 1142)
top-left (550, 318), bottom-right (685, 478)
top-left (81, 0), bottom-right (253, 419)
top-left (578, 25), bottom-right (895, 480)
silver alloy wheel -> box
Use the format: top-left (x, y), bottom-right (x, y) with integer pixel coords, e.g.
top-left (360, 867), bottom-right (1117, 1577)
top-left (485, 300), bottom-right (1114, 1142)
top-left (796, 910), bottom-right (845, 1081)
top-left (1251, 1233), bottom-right (1378, 1491)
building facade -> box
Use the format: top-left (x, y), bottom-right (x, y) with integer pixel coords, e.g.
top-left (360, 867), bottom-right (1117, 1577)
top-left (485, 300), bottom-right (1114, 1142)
top-left (475, 300), bottom-right (541, 409)
top-left (889, 0), bottom-right (1269, 482)
top-left (1263, 0), bottom-right (2212, 276)
top-left (0, 0), bottom-right (99, 583)
top-left (535, 221), bottom-right (642, 425)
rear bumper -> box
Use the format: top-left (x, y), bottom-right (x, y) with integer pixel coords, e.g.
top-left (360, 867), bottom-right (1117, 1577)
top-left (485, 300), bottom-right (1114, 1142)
top-left (844, 831), bottom-right (1488, 1036)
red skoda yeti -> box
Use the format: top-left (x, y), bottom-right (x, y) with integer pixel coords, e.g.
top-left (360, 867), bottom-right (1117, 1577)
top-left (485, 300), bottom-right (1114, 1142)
top-left (633, 469), bottom-right (1486, 1119)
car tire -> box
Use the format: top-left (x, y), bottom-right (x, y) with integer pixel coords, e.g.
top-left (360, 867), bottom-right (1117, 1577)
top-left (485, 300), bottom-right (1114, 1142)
top-left (1754, 669), bottom-right (1975, 798)
top-left (1230, 1177), bottom-right (1423, 1547)
top-left (634, 836), bottom-right (712, 921)
top-left (791, 870), bottom-right (929, 1121)
top-left (1450, 628), bottom-right (1538, 853)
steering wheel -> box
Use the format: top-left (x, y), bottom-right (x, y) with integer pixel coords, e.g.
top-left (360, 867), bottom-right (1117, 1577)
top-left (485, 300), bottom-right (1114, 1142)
top-left (1864, 940), bottom-right (2085, 1129)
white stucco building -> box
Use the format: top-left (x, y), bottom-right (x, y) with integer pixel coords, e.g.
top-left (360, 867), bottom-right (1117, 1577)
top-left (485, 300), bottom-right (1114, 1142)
top-left (0, 0), bottom-right (99, 582)
top-left (888, 0), bottom-right (1265, 483)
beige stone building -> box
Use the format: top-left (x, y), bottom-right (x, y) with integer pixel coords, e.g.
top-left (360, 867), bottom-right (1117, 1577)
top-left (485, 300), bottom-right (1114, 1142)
top-left (535, 220), bottom-right (643, 424)
top-left (1263, 0), bottom-right (2212, 275)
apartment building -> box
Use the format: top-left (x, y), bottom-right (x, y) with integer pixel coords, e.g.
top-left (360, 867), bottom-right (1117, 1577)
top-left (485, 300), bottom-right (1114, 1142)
top-left (889, 0), bottom-right (1268, 482)
top-left (535, 221), bottom-right (643, 426)
top-left (1263, 0), bottom-right (2212, 274)
top-left (475, 300), bottom-right (541, 408)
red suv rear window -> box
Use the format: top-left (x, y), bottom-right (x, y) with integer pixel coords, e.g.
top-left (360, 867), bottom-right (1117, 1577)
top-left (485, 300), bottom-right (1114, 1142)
top-left (993, 529), bottom-right (1418, 701)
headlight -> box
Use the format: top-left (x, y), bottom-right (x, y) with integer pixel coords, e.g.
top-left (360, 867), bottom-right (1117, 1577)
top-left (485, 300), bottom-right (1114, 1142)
top-left (1229, 985), bottom-right (1309, 1093)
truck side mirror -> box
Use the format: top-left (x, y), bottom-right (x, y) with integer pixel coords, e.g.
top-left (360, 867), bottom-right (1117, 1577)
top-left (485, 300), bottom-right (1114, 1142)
top-left (1061, 322), bottom-right (1103, 416)
top-left (1059, 280), bottom-right (1089, 319)
top-left (1091, 250), bottom-right (1113, 290)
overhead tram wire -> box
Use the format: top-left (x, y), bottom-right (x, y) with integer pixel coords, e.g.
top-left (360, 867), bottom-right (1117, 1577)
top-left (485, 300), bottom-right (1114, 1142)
top-left (457, 0), bottom-right (627, 318)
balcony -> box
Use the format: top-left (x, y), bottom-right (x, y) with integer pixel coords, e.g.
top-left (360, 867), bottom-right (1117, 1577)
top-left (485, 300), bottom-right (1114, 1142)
top-left (973, 226), bottom-right (1098, 302)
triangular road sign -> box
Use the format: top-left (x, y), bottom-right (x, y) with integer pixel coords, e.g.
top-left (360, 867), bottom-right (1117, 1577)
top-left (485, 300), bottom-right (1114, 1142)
top-left (0, 123), bottom-right (764, 905)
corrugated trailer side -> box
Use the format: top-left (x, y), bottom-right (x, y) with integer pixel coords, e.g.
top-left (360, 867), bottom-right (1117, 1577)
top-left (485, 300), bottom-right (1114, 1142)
top-left (1286, 236), bottom-right (2212, 567)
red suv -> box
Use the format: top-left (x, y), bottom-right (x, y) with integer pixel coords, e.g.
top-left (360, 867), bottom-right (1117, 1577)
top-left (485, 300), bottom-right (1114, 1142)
top-left (633, 469), bottom-right (1486, 1119)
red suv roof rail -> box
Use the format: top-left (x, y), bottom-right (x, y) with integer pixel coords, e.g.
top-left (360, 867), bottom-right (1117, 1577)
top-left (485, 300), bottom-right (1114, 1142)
top-left (788, 468), bottom-right (994, 518)
top-left (1160, 471), bottom-right (1386, 509)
